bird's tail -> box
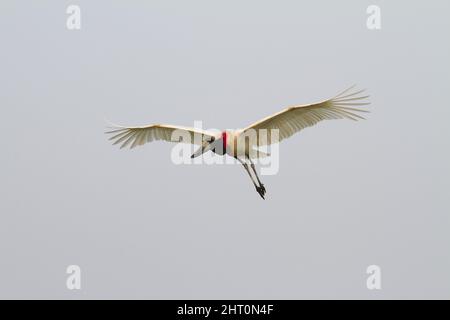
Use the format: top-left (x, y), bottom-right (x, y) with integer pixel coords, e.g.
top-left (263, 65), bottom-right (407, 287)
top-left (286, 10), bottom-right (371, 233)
top-left (249, 148), bottom-right (271, 159)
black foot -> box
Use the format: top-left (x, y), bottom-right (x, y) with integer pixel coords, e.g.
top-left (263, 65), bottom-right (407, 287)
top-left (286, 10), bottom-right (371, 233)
top-left (256, 186), bottom-right (266, 199)
top-left (259, 184), bottom-right (266, 195)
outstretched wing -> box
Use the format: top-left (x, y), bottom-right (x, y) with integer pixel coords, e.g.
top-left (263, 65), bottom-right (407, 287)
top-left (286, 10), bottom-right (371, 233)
top-left (105, 123), bottom-right (217, 149)
top-left (241, 86), bottom-right (370, 146)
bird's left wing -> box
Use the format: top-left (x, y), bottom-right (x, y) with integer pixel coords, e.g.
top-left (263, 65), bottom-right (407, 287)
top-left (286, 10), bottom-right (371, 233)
top-left (240, 86), bottom-right (370, 146)
top-left (105, 123), bottom-right (217, 149)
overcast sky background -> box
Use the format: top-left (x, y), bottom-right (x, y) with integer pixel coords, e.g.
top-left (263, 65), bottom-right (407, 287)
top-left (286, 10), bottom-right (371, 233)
top-left (0, 1), bottom-right (449, 299)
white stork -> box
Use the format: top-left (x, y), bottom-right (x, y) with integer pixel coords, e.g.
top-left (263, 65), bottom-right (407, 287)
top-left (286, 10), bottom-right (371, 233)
top-left (106, 86), bottom-right (369, 199)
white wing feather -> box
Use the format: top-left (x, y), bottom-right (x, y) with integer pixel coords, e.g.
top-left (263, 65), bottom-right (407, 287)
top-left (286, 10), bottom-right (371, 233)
top-left (241, 86), bottom-right (370, 146)
top-left (105, 123), bottom-right (217, 149)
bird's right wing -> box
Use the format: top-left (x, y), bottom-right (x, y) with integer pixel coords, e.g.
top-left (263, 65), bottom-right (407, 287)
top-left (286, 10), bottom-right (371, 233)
top-left (105, 123), bottom-right (217, 149)
top-left (241, 86), bottom-right (370, 146)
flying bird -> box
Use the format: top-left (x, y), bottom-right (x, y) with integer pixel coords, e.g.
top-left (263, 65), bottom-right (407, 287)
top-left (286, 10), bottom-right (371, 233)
top-left (106, 86), bottom-right (369, 199)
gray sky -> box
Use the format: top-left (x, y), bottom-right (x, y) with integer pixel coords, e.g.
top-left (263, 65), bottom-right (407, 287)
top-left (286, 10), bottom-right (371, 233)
top-left (0, 0), bottom-right (449, 299)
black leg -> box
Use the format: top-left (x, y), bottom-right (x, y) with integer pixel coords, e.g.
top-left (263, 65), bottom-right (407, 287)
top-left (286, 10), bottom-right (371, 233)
top-left (247, 157), bottom-right (266, 196)
top-left (237, 157), bottom-right (265, 199)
